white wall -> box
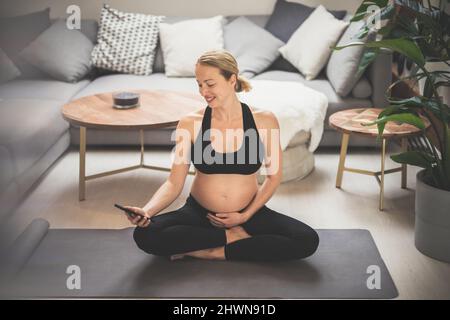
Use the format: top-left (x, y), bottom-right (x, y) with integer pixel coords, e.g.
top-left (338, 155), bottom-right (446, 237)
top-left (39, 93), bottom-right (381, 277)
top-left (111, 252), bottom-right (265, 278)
top-left (0, 0), bottom-right (362, 19)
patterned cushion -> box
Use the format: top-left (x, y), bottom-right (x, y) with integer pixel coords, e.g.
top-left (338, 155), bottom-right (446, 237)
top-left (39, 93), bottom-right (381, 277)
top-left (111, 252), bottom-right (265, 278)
top-left (90, 4), bottom-right (164, 75)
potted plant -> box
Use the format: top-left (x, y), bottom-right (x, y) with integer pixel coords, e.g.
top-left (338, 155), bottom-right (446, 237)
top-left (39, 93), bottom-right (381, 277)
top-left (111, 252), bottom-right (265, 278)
top-left (333, 0), bottom-right (450, 262)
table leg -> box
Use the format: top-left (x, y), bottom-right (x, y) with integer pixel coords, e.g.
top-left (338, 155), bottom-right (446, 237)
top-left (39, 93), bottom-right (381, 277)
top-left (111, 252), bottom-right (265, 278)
top-left (79, 126), bottom-right (86, 201)
top-left (379, 138), bottom-right (386, 211)
top-left (140, 129), bottom-right (144, 166)
top-left (401, 137), bottom-right (407, 188)
top-left (336, 133), bottom-right (349, 188)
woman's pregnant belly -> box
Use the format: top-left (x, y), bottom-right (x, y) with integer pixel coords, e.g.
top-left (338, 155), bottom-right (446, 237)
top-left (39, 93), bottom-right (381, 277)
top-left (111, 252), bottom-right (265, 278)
top-left (190, 173), bottom-right (258, 213)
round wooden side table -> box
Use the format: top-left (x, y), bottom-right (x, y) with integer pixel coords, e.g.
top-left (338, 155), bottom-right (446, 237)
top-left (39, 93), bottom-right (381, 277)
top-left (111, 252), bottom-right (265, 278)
top-left (329, 108), bottom-right (430, 211)
top-left (62, 89), bottom-right (204, 201)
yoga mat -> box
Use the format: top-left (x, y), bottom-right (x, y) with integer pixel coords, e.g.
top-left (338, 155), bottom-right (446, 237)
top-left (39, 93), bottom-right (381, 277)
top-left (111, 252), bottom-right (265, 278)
top-left (0, 219), bottom-right (49, 278)
top-left (2, 219), bottom-right (398, 299)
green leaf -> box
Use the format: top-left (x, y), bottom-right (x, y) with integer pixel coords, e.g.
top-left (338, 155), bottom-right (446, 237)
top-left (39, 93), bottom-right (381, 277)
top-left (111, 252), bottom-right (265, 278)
top-left (356, 48), bottom-right (379, 78)
top-left (362, 113), bottom-right (426, 138)
top-left (390, 150), bottom-right (436, 168)
top-left (364, 38), bottom-right (426, 66)
top-left (333, 38), bottom-right (426, 67)
top-left (387, 96), bottom-right (442, 114)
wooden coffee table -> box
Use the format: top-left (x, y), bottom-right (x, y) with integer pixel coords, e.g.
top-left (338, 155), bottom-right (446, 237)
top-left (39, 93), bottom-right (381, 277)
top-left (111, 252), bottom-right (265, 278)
top-left (62, 90), bottom-right (204, 201)
top-left (329, 108), bottom-right (430, 211)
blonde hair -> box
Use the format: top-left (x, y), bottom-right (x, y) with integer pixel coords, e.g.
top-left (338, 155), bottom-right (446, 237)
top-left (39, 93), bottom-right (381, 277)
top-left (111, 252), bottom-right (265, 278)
top-left (196, 50), bottom-right (252, 93)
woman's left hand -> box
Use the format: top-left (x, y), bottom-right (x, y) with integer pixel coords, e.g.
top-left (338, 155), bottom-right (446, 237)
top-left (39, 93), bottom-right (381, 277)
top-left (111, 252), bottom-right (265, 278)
top-left (207, 211), bottom-right (247, 229)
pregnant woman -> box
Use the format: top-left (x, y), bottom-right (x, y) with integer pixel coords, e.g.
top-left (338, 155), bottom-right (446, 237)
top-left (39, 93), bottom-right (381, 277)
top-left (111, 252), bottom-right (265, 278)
top-left (127, 50), bottom-right (319, 262)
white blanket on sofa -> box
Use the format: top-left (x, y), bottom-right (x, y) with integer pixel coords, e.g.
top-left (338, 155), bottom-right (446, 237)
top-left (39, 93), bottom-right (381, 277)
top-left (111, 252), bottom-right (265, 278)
top-left (238, 80), bottom-right (328, 152)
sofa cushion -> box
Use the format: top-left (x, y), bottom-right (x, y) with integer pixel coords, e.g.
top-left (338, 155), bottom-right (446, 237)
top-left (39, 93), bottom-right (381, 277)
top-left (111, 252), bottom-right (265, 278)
top-left (0, 79), bottom-right (90, 102)
top-left (265, 0), bottom-right (346, 43)
top-left (0, 145), bottom-right (14, 190)
top-left (79, 19), bottom-right (99, 44)
top-left (326, 20), bottom-right (376, 97)
top-left (159, 16), bottom-right (225, 77)
top-left (153, 15), bottom-right (271, 74)
top-left (73, 73), bottom-right (199, 99)
top-left (0, 8), bottom-right (51, 78)
top-left (50, 18), bottom-right (99, 44)
top-left (265, 1), bottom-right (346, 73)
top-left (0, 47), bottom-right (21, 84)
top-left (351, 76), bottom-right (372, 99)
top-left (224, 16), bottom-right (283, 78)
top-left (152, 16), bottom-right (194, 73)
top-left (20, 20), bottom-right (94, 83)
top-left (90, 4), bottom-right (164, 76)
top-left (279, 5), bottom-right (348, 80)
top-left (0, 98), bottom-right (69, 177)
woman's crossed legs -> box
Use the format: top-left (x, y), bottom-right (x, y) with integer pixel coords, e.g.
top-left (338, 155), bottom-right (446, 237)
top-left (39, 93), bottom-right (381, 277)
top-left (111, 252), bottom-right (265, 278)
top-left (133, 199), bottom-right (319, 262)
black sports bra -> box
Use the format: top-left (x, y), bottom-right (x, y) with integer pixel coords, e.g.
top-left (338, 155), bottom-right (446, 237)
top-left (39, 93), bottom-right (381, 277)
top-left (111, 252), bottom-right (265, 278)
top-left (190, 102), bottom-right (265, 175)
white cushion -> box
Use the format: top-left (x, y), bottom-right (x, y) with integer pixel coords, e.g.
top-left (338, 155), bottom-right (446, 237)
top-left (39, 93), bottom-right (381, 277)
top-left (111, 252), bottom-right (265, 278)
top-left (159, 16), bottom-right (225, 77)
top-left (279, 5), bottom-right (348, 80)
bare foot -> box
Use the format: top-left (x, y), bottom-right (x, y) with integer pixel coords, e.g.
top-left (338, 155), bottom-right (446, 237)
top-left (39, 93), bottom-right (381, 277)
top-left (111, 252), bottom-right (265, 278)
top-left (169, 246), bottom-right (226, 261)
top-left (182, 247), bottom-right (226, 260)
top-left (169, 254), bottom-right (186, 261)
top-left (226, 226), bottom-right (251, 244)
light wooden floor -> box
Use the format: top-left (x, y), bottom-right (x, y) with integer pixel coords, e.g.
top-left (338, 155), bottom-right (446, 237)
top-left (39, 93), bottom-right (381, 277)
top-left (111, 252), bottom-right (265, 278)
top-left (5, 145), bottom-right (450, 299)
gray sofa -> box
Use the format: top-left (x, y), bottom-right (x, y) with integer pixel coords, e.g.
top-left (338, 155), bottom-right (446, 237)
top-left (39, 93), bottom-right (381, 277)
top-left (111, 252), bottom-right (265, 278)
top-left (0, 14), bottom-right (392, 219)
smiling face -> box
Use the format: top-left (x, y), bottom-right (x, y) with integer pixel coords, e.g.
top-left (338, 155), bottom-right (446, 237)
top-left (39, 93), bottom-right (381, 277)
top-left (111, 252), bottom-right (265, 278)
top-left (195, 63), bottom-right (237, 108)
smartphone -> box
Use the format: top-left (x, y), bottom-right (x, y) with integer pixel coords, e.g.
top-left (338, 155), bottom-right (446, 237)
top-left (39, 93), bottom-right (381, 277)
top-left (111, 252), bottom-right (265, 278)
top-left (114, 204), bottom-right (154, 222)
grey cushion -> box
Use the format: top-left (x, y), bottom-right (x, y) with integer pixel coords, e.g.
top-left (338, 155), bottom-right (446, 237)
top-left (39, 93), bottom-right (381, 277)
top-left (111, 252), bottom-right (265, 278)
top-left (326, 21), bottom-right (376, 97)
top-left (0, 145), bottom-right (14, 190)
top-left (79, 19), bottom-right (98, 44)
top-left (0, 47), bottom-right (21, 84)
top-left (50, 18), bottom-right (99, 44)
top-left (0, 98), bottom-right (69, 177)
top-left (228, 15), bottom-right (270, 28)
top-left (20, 20), bottom-right (94, 83)
top-left (0, 8), bottom-right (51, 78)
top-left (0, 79), bottom-right (90, 102)
top-left (224, 16), bottom-right (283, 78)
top-left (265, 1), bottom-right (346, 73)
top-left (351, 76), bottom-right (372, 99)
top-left (265, 0), bottom-right (347, 42)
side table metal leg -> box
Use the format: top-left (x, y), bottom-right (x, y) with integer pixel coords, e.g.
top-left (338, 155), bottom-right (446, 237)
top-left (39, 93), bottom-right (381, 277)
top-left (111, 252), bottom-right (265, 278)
top-left (336, 133), bottom-right (349, 188)
top-left (379, 138), bottom-right (386, 211)
top-left (401, 137), bottom-right (407, 188)
top-left (79, 126), bottom-right (86, 201)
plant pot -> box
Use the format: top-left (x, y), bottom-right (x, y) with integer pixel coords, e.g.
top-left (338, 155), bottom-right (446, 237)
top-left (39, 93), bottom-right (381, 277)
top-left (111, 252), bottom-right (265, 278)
top-left (415, 169), bottom-right (450, 263)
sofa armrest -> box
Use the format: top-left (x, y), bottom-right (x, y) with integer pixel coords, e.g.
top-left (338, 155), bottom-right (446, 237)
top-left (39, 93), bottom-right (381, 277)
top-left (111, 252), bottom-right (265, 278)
top-left (368, 48), bottom-right (392, 108)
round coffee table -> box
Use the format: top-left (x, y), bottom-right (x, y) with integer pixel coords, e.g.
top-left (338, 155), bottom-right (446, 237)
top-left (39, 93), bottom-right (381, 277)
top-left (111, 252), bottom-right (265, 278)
top-left (329, 108), bottom-right (430, 211)
top-left (62, 90), bottom-right (204, 201)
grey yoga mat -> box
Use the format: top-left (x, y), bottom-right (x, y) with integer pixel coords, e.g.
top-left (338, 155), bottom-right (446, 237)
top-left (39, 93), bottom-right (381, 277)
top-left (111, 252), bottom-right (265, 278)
top-left (2, 219), bottom-right (398, 299)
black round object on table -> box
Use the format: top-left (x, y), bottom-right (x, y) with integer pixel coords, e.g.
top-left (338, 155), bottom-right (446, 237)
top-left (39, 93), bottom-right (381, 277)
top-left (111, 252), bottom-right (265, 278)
top-left (113, 92), bottom-right (140, 109)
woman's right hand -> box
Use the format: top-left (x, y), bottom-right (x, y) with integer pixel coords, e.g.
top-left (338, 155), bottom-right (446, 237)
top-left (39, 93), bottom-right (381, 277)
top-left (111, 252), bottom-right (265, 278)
top-left (124, 206), bottom-right (152, 227)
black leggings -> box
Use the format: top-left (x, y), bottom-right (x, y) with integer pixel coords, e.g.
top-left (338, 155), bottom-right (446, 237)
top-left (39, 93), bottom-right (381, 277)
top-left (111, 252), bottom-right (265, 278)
top-left (133, 194), bottom-right (319, 262)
